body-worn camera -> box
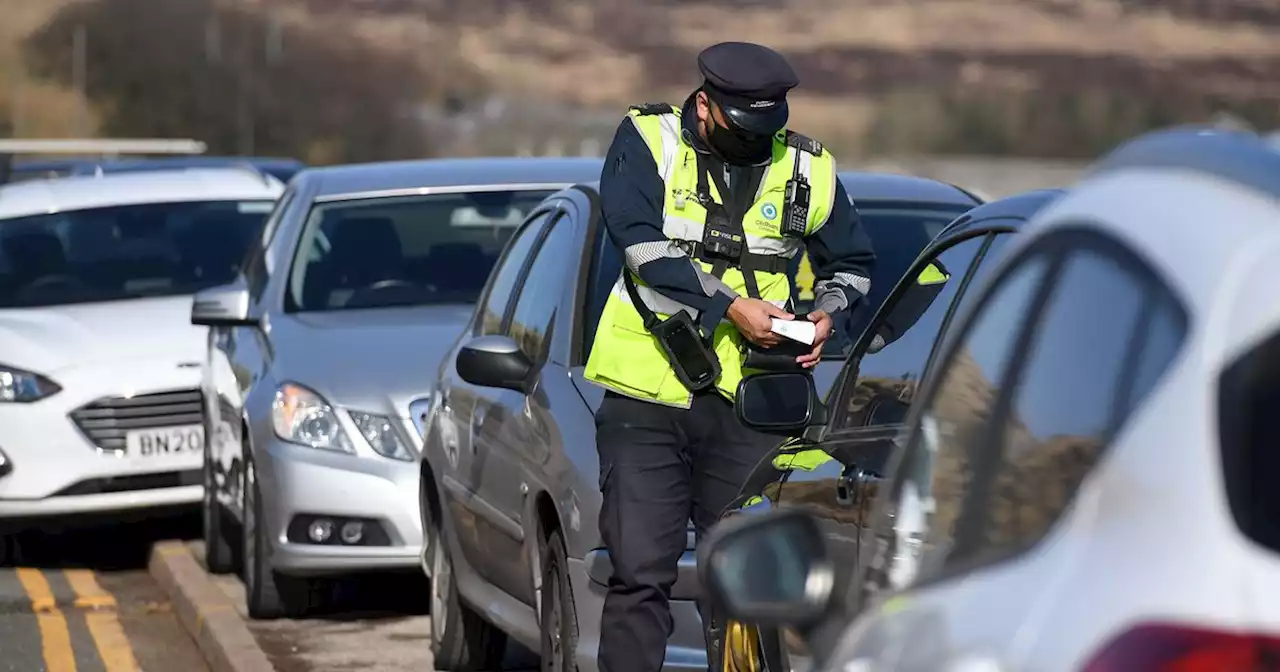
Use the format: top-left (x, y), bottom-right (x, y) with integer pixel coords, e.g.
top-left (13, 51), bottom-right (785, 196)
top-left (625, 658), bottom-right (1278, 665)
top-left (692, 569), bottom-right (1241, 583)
top-left (703, 204), bottom-right (745, 261)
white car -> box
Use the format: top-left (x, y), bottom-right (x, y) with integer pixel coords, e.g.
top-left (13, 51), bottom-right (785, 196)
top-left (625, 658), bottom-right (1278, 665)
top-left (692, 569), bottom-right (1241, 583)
top-left (0, 168), bottom-right (283, 546)
top-left (699, 126), bottom-right (1280, 671)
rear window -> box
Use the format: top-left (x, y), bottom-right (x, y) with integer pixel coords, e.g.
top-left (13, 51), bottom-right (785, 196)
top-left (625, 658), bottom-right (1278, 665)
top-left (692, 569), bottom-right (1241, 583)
top-left (1219, 327), bottom-right (1280, 552)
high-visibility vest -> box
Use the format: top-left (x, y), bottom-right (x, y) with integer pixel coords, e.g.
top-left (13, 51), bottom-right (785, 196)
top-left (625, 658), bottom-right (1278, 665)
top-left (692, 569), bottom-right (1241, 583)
top-left (584, 104), bottom-right (838, 408)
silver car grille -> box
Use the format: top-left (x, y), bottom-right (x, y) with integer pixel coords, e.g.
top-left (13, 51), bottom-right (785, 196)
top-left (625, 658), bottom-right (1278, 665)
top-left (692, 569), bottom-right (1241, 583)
top-left (69, 388), bottom-right (203, 453)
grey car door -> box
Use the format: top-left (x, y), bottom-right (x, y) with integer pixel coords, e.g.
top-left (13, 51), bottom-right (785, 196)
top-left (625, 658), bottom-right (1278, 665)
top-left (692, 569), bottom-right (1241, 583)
top-left (440, 208), bottom-right (553, 591)
top-left (469, 206), bottom-right (579, 603)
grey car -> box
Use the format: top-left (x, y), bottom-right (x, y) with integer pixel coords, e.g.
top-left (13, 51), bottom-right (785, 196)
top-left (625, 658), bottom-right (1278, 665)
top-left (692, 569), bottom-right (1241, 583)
top-left (190, 157), bottom-right (602, 619)
top-left (416, 172), bottom-right (981, 670)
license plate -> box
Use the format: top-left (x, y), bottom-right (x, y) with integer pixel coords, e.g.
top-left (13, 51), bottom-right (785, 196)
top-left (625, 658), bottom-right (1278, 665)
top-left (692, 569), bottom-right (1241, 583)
top-left (124, 425), bottom-right (204, 463)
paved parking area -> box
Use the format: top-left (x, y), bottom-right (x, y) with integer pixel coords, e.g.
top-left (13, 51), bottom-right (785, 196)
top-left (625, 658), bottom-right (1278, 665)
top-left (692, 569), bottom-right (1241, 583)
top-left (189, 542), bottom-right (536, 672)
top-left (0, 514), bottom-right (208, 672)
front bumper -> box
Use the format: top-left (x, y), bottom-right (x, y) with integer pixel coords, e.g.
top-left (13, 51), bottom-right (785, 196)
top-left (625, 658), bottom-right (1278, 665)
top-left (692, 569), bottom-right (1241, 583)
top-left (256, 436), bottom-right (422, 576)
top-left (0, 360), bottom-right (205, 522)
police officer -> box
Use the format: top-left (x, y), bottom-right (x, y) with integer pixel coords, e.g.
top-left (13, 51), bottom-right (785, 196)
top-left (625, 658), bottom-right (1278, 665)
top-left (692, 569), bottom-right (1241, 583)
top-left (584, 41), bottom-right (876, 672)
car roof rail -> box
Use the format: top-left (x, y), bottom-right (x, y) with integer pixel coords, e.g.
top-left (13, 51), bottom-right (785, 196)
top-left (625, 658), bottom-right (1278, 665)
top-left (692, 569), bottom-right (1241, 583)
top-left (0, 138), bottom-right (207, 186)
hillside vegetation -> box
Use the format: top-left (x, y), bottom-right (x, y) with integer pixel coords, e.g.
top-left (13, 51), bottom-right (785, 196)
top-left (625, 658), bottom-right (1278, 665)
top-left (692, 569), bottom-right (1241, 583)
top-left (6, 0), bottom-right (1280, 161)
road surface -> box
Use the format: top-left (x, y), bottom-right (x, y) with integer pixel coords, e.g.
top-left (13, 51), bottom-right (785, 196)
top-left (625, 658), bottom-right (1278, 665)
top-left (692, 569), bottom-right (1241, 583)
top-left (0, 512), bottom-right (208, 672)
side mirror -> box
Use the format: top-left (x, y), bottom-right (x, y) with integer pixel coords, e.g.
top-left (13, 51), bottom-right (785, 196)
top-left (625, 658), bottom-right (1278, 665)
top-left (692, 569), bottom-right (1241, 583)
top-left (191, 283), bottom-right (255, 327)
top-left (735, 371), bottom-right (824, 433)
top-left (701, 507), bottom-right (835, 627)
top-left (455, 335), bottom-right (532, 392)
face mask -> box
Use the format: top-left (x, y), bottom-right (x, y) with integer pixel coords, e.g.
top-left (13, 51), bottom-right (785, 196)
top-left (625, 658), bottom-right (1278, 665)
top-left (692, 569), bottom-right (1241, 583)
top-left (707, 120), bottom-right (773, 165)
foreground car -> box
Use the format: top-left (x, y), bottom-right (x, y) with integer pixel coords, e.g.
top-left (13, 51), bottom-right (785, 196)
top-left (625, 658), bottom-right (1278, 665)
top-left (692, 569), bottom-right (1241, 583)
top-left (715, 188), bottom-right (1061, 672)
top-left (192, 157), bottom-right (601, 619)
top-left (703, 127), bottom-right (1280, 671)
top-left (0, 168), bottom-right (283, 548)
top-left (417, 172), bottom-right (979, 671)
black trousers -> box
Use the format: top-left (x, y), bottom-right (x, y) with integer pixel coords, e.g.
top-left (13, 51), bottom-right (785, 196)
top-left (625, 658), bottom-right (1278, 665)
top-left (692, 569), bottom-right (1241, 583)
top-left (595, 391), bottom-right (779, 672)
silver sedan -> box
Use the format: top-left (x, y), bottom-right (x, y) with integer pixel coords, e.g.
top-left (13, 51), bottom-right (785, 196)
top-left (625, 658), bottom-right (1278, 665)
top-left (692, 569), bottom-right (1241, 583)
top-left (191, 157), bottom-right (602, 619)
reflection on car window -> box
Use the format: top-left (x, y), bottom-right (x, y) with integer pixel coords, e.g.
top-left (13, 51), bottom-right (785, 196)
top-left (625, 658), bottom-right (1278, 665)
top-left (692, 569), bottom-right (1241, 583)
top-left (835, 235), bottom-right (988, 430)
top-left (876, 254), bottom-right (1048, 591)
top-left (968, 250), bottom-right (1183, 566)
top-left (478, 212), bottom-right (551, 335)
top-left (287, 190), bottom-right (553, 312)
top-left (0, 199), bottom-right (276, 308)
top-left (950, 232), bottom-right (1012, 319)
top-left (792, 204), bottom-right (972, 357)
top-left (245, 186), bottom-right (297, 298)
top-left (509, 216), bottom-right (575, 362)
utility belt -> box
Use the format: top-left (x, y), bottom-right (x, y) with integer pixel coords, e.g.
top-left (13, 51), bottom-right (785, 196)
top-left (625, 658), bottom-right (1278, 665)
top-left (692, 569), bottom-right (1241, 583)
top-left (624, 152), bottom-right (813, 393)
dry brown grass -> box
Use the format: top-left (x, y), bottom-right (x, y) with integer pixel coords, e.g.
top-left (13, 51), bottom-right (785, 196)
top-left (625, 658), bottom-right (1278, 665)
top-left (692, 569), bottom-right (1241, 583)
top-left (0, 0), bottom-right (97, 137)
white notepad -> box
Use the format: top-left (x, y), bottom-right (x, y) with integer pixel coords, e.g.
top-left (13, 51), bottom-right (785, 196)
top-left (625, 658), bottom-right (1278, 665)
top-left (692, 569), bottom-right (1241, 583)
top-left (770, 318), bottom-right (816, 345)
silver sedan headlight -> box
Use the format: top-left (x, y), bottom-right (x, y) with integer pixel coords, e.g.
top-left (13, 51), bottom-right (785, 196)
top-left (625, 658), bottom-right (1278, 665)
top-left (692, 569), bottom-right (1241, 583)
top-left (271, 382), bottom-right (355, 453)
top-left (348, 411), bottom-right (415, 462)
top-left (0, 363), bottom-right (61, 403)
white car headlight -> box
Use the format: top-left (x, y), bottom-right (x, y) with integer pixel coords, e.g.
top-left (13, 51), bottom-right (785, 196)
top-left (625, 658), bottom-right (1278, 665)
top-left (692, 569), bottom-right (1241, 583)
top-left (0, 364), bottom-right (61, 403)
top-left (349, 411), bottom-right (415, 462)
top-left (271, 382), bottom-right (354, 453)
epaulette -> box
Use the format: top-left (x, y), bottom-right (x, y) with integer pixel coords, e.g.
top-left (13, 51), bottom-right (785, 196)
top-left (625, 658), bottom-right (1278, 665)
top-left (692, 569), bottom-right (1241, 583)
top-left (629, 102), bottom-right (677, 116)
top-left (784, 130), bottom-right (824, 156)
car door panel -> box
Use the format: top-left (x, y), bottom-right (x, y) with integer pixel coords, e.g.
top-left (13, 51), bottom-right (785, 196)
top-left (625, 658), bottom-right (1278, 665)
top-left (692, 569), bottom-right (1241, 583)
top-left (473, 208), bottom-right (579, 605)
top-left (436, 210), bottom-right (553, 586)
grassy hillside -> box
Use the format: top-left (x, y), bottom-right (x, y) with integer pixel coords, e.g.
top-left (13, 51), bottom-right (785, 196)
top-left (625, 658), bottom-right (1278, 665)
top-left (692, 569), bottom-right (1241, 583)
top-left (0, 0), bottom-right (95, 138)
top-left (7, 0), bottom-right (1280, 160)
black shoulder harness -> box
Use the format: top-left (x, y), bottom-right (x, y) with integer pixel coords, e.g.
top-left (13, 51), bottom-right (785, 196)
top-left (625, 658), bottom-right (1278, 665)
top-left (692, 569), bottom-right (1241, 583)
top-left (784, 130), bottom-right (824, 156)
top-left (629, 102), bottom-right (675, 116)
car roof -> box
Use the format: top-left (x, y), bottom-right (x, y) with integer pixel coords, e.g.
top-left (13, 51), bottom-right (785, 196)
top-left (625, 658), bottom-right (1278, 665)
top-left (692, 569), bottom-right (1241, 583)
top-left (1021, 126), bottom-right (1280, 361)
top-left (0, 167), bottom-right (284, 220)
top-left (302, 157), bottom-right (604, 200)
top-left (942, 188), bottom-right (1065, 237)
top-left (837, 171), bottom-right (981, 207)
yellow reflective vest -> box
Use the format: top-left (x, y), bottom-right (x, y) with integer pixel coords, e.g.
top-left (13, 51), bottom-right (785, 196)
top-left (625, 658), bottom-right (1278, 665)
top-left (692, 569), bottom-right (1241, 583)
top-left (585, 104), bottom-right (838, 408)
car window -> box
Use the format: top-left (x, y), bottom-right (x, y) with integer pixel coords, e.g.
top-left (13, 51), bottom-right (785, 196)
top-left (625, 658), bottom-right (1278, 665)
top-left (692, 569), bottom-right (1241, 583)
top-left (950, 231), bottom-right (1014, 319)
top-left (872, 254), bottom-right (1049, 591)
top-left (245, 186), bottom-right (296, 298)
top-left (508, 214), bottom-right (575, 363)
top-left (286, 189), bottom-right (554, 312)
top-left (0, 199), bottom-right (276, 308)
top-left (959, 248), bottom-right (1182, 568)
top-left (478, 211), bottom-right (553, 335)
top-left (833, 235), bottom-right (990, 431)
top-left (791, 202), bottom-right (973, 357)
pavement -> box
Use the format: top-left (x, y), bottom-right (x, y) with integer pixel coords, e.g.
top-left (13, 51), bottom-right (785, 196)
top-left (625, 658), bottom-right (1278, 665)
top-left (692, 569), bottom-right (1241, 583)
top-left (2, 512), bottom-right (538, 672)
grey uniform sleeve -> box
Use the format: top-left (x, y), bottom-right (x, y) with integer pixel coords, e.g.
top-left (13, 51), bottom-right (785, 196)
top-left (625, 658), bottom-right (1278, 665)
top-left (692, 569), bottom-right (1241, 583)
top-left (805, 178), bottom-right (876, 317)
top-left (599, 118), bottom-right (738, 335)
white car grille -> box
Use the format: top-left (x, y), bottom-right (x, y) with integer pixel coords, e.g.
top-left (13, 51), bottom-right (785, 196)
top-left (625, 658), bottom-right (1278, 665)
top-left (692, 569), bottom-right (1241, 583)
top-left (69, 388), bottom-right (203, 453)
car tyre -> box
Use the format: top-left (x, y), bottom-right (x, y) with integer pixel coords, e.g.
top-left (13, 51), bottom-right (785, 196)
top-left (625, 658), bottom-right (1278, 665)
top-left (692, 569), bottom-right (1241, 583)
top-left (241, 453), bottom-right (314, 619)
top-left (424, 490), bottom-right (505, 670)
top-left (202, 448), bottom-right (238, 575)
top-left (539, 528), bottom-right (578, 672)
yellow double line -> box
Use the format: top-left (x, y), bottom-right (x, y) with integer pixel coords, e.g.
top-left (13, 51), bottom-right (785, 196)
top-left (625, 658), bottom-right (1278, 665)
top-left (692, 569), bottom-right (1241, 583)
top-left (15, 567), bottom-right (140, 672)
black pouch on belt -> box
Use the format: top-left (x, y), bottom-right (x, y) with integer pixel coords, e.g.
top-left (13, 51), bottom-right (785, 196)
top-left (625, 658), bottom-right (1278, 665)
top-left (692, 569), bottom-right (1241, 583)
top-left (743, 338), bottom-right (809, 372)
top-left (623, 273), bottom-right (721, 392)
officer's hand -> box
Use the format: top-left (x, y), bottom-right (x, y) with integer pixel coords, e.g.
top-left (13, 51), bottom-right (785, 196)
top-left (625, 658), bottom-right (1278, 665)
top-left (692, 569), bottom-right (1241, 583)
top-left (728, 297), bottom-right (791, 348)
top-left (796, 310), bottom-right (833, 369)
